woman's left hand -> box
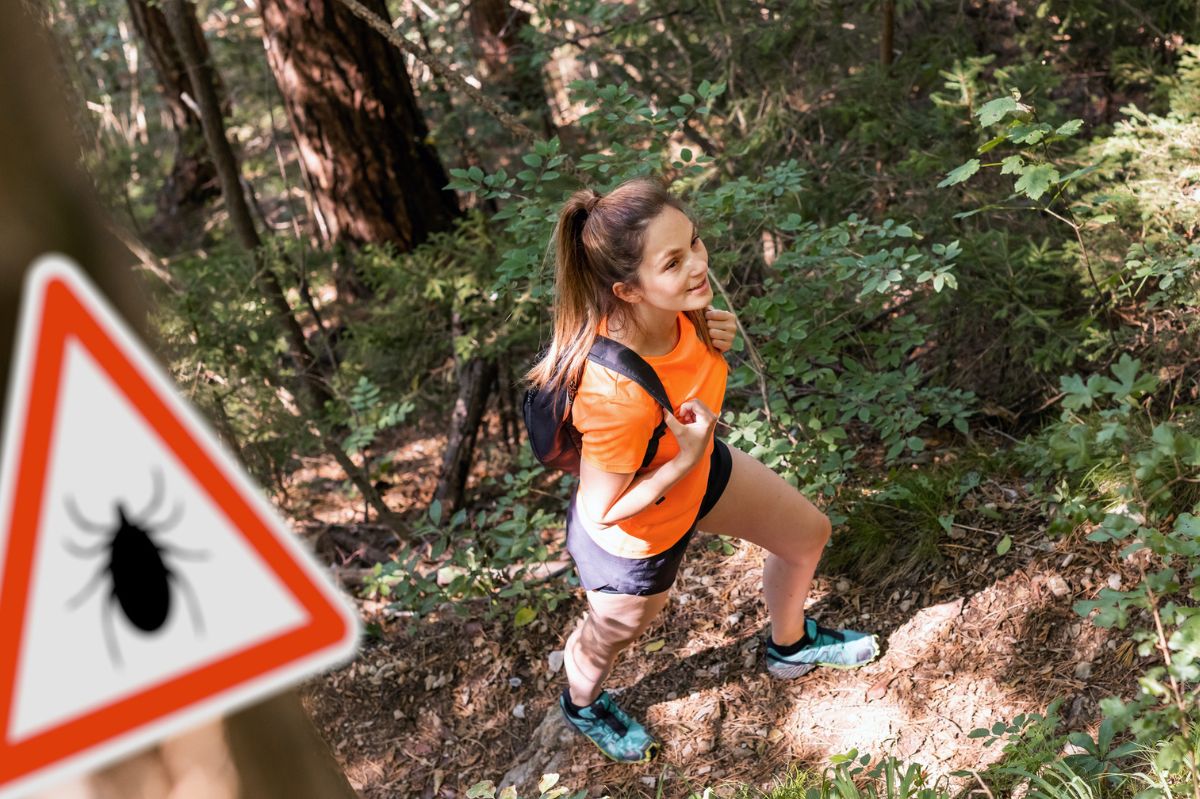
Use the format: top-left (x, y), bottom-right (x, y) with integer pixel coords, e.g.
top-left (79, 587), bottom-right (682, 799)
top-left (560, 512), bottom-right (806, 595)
top-left (705, 306), bottom-right (738, 353)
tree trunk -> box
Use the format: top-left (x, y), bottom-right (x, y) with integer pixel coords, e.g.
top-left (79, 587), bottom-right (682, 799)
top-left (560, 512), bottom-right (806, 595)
top-left (880, 0), bottom-right (895, 68)
top-left (259, 0), bottom-right (460, 296)
top-left (0, 6), bottom-right (356, 797)
top-left (161, 0), bottom-right (396, 527)
top-left (468, 0), bottom-right (557, 138)
top-left (436, 352), bottom-right (499, 514)
top-left (125, 0), bottom-right (222, 249)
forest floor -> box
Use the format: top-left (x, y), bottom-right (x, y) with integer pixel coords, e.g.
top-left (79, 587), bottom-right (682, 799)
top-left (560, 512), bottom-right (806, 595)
top-left (295, 417), bottom-right (1145, 799)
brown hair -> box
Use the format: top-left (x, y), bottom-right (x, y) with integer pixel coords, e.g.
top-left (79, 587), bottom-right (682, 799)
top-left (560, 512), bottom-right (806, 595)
top-left (525, 176), bottom-right (715, 394)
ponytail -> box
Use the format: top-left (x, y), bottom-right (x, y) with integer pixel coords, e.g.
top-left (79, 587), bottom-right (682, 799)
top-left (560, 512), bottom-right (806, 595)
top-left (524, 178), bottom-right (716, 394)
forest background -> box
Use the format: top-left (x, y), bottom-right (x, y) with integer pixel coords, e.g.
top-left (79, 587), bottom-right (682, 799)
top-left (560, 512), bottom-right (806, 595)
top-left (34, 0), bottom-right (1200, 796)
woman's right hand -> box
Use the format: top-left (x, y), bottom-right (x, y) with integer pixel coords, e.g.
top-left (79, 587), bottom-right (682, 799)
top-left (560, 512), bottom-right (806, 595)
top-left (664, 398), bottom-right (717, 465)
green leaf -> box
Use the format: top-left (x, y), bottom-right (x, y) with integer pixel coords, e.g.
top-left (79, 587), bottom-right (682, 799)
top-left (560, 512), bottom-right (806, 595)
top-left (1000, 155), bottom-right (1025, 175)
top-left (978, 134), bottom-right (1007, 154)
top-left (681, 148), bottom-right (693, 162)
top-left (522, 153), bottom-right (542, 168)
top-left (937, 159), bottom-right (981, 188)
top-left (996, 535), bottom-right (1012, 555)
top-left (1056, 119), bottom-right (1084, 136)
top-left (1014, 164), bottom-right (1060, 201)
top-left (538, 774), bottom-right (561, 794)
top-left (429, 499), bottom-right (443, 526)
top-left (514, 606), bottom-right (537, 628)
top-left (467, 782), bottom-right (497, 799)
top-left (976, 95), bottom-right (1028, 126)
top-left (1008, 123), bottom-right (1052, 144)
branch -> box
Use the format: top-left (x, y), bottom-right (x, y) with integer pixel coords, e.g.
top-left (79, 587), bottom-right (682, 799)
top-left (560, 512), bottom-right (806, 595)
top-left (332, 0), bottom-right (584, 181)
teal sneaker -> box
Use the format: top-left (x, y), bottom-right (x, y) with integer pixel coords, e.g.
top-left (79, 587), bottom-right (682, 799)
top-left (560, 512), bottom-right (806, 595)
top-left (766, 618), bottom-right (879, 679)
top-left (560, 689), bottom-right (660, 763)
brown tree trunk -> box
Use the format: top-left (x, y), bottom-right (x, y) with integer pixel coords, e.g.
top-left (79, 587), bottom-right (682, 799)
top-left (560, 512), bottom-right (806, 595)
top-left (259, 0), bottom-right (460, 296)
top-left (126, 0), bottom-right (222, 249)
top-left (436, 350), bottom-right (499, 514)
top-left (0, 6), bottom-right (356, 797)
top-left (161, 0), bottom-right (397, 528)
top-left (880, 0), bottom-right (895, 68)
top-left (468, 0), bottom-right (557, 138)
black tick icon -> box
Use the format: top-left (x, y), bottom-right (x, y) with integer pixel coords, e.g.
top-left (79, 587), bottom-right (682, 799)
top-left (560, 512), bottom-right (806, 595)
top-left (64, 468), bottom-right (207, 666)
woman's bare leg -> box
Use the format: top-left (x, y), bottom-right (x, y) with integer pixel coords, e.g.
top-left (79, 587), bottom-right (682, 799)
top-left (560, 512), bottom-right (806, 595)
top-left (696, 445), bottom-right (831, 645)
top-left (563, 589), bottom-right (671, 705)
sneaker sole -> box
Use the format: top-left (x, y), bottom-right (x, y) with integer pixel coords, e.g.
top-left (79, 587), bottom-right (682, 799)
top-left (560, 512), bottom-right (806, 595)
top-left (766, 634), bottom-right (881, 678)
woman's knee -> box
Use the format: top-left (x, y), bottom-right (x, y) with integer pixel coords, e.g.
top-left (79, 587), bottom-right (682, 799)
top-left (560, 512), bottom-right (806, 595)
top-left (768, 505), bottom-right (830, 567)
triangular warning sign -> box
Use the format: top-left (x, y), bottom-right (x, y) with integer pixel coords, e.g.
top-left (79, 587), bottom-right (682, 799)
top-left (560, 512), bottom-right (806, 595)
top-left (0, 256), bottom-right (359, 797)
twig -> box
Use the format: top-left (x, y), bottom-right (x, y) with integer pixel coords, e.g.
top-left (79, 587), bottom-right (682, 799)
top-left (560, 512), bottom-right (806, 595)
top-left (331, 0), bottom-right (584, 182)
top-left (708, 271), bottom-right (785, 437)
top-left (969, 769), bottom-right (996, 799)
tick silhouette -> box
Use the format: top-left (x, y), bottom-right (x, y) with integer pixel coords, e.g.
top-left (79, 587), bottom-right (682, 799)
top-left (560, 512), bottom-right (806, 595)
top-left (64, 469), bottom-right (206, 666)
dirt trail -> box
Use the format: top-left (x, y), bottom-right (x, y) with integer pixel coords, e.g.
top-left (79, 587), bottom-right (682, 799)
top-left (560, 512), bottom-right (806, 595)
top-left (304, 536), bottom-right (1136, 798)
top-left (297, 428), bottom-right (1139, 798)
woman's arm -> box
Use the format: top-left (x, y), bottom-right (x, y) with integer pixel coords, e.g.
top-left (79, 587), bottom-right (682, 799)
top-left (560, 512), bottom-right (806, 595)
top-left (576, 398), bottom-right (717, 526)
top-left (577, 453), bottom-right (695, 526)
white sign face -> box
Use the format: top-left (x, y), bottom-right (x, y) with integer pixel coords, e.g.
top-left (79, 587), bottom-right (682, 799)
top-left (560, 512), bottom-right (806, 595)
top-left (0, 255), bottom-right (360, 798)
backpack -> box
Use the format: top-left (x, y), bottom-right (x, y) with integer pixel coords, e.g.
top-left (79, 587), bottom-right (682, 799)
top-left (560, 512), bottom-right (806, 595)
top-left (523, 336), bottom-right (672, 475)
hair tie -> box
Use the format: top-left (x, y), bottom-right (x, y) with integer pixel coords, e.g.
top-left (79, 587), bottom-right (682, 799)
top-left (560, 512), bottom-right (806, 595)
top-left (584, 193), bottom-right (601, 213)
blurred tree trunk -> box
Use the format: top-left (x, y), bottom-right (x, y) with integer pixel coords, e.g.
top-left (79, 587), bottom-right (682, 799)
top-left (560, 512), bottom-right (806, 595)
top-left (126, 0), bottom-right (222, 249)
top-left (258, 0), bottom-right (460, 298)
top-left (880, 0), bottom-right (895, 68)
top-left (0, 5), bottom-right (357, 797)
top-left (468, 0), bottom-right (557, 138)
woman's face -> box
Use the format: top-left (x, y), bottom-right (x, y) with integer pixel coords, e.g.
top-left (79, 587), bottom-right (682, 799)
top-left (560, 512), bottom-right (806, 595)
top-left (615, 205), bottom-right (712, 312)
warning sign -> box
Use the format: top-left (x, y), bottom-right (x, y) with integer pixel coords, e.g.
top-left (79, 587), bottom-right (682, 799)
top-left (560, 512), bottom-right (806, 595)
top-left (0, 255), bottom-right (359, 797)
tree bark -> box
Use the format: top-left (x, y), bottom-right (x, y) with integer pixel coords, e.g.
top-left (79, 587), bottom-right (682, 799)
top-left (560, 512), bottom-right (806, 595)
top-left (259, 0), bottom-right (460, 285)
top-left (161, 0), bottom-right (397, 527)
top-left (435, 352), bottom-right (499, 513)
top-left (0, 6), bottom-right (356, 797)
top-left (125, 0), bottom-right (222, 249)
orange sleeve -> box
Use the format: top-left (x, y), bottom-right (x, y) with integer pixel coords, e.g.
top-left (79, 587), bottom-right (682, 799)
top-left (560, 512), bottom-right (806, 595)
top-left (571, 382), bottom-right (660, 474)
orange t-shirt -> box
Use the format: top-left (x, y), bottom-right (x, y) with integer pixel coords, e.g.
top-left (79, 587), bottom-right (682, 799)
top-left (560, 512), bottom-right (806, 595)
top-left (571, 312), bottom-right (728, 558)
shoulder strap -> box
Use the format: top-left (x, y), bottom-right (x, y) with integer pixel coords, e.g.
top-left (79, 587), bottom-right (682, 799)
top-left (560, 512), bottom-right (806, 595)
top-left (586, 336), bottom-right (672, 412)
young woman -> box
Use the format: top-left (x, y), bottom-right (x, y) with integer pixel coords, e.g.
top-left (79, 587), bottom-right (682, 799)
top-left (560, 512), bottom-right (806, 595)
top-left (525, 176), bottom-right (878, 764)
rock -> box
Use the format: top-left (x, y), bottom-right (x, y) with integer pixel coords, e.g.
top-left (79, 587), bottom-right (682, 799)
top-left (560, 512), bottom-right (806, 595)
top-left (509, 676), bottom-right (523, 688)
top-left (1074, 662), bottom-right (1092, 680)
top-left (513, 703), bottom-right (526, 719)
top-left (500, 708), bottom-right (575, 793)
top-left (1107, 573), bottom-right (1122, 590)
top-left (836, 579), bottom-right (851, 593)
top-left (1047, 575), bottom-right (1069, 597)
top-left (547, 650), bottom-right (564, 674)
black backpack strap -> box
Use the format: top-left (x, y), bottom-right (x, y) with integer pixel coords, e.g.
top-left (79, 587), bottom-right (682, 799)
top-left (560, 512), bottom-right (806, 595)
top-left (587, 336), bottom-right (673, 412)
top-left (587, 336), bottom-right (673, 470)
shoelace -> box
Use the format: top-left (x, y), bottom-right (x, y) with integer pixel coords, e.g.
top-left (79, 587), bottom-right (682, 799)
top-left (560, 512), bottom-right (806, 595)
top-left (589, 700), bottom-right (629, 737)
top-left (811, 623), bottom-right (847, 643)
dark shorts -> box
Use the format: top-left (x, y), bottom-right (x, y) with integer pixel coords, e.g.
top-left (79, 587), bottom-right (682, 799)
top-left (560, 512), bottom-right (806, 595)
top-left (565, 438), bottom-right (733, 596)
